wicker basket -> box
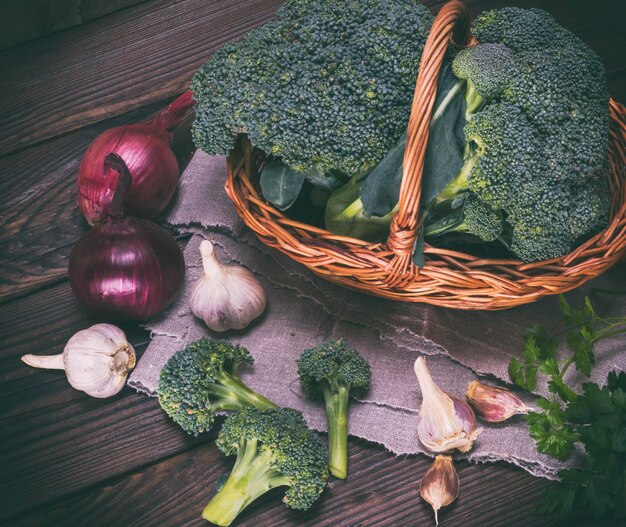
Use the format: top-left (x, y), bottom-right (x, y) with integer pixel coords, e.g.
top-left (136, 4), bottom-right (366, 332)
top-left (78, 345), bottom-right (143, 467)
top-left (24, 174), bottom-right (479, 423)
top-left (225, 0), bottom-right (626, 310)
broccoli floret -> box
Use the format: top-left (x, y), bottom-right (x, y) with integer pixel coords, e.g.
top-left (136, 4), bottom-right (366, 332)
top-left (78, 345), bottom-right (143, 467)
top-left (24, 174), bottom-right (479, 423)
top-left (431, 98), bottom-right (609, 261)
top-left (462, 103), bottom-right (545, 209)
top-left (157, 339), bottom-right (276, 436)
top-left (503, 49), bottom-right (608, 134)
top-left (451, 43), bottom-right (513, 118)
top-left (191, 0), bottom-right (433, 176)
top-left (297, 339), bottom-right (371, 479)
top-left (202, 407), bottom-right (328, 526)
top-left (509, 179), bottom-right (610, 262)
top-left (472, 7), bottom-right (594, 56)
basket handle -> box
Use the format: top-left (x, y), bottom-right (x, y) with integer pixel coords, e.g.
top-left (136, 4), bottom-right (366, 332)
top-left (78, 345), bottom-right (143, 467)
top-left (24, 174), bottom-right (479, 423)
top-left (386, 0), bottom-right (471, 260)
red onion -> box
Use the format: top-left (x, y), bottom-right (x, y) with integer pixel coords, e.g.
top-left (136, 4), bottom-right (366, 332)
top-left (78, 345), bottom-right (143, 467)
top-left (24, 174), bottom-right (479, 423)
top-left (69, 153), bottom-right (185, 320)
top-left (77, 91), bottom-right (194, 226)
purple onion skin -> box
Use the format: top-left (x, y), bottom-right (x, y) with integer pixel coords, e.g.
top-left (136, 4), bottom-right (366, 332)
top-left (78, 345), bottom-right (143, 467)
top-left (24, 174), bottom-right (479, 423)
top-left (69, 217), bottom-right (184, 320)
top-left (76, 91), bottom-right (194, 226)
top-left (77, 124), bottom-right (179, 225)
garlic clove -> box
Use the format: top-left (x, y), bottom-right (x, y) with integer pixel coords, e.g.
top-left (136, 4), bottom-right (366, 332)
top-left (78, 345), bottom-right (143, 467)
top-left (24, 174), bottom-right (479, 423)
top-left (420, 455), bottom-right (459, 526)
top-left (190, 240), bottom-right (266, 332)
top-left (21, 323), bottom-right (135, 398)
top-left (466, 380), bottom-right (531, 423)
top-left (414, 357), bottom-right (482, 453)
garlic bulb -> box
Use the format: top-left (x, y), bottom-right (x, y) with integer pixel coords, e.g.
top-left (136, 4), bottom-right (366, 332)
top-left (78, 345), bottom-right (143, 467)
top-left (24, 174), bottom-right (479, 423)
top-left (190, 240), bottom-right (266, 332)
top-left (420, 455), bottom-right (459, 526)
top-left (414, 357), bottom-right (482, 453)
top-left (466, 380), bottom-right (531, 422)
top-left (21, 323), bottom-right (135, 398)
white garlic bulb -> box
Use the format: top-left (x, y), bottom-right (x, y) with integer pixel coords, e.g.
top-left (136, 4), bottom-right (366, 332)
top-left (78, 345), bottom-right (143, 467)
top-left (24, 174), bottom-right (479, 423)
top-left (22, 323), bottom-right (135, 398)
top-left (190, 240), bottom-right (266, 332)
top-left (414, 357), bottom-right (482, 453)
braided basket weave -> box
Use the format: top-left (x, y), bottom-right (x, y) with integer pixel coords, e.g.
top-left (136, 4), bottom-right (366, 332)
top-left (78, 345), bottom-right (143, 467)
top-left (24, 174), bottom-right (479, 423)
top-left (225, 0), bottom-right (626, 310)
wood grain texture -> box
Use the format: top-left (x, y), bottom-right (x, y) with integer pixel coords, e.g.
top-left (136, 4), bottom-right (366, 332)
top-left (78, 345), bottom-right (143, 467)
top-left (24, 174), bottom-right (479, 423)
top-left (1, 1), bottom-right (626, 526)
top-left (0, 0), bottom-right (284, 157)
top-left (0, 0), bottom-right (149, 50)
top-left (0, 286), bottom-right (206, 522)
top-left (0, 102), bottom-right (194, 303)
top-left (10, 439), bottom-right (558, 527)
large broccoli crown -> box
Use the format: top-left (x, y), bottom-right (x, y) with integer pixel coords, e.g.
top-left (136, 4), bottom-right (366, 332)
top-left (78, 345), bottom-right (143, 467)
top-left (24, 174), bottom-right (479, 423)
top-left (216, 407), bottom-right (328, 509)
top-left (463, 97), bottom-right (609, 261)
top-left (509, 178), bottom-right (610, 262)
top-left (429, 8), bottom-right (610, 262)
top-left (191, 0), bottom-right (433, 175)
top-left (297, 339), bottom-right (372, 399)
top-left (503, 49), bottom-right (608, 133)
top-left (157, 339), bottom-right (275, 436)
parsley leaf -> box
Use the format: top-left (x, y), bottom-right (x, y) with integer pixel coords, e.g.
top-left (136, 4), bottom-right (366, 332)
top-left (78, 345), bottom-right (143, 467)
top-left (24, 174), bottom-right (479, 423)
top-left (567, 325), bottom-right (595, 377)
top-left (508, 295), bottom-right (626, 520)
top-left (526, 399), bottom-right (577, 460)
top-left (540, 377), bottom-right (626, 520)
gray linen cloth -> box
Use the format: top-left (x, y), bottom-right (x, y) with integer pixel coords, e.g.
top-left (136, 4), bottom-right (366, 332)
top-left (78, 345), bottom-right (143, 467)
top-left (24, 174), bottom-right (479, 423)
top-left (129, 150), bottom-right (626, 479)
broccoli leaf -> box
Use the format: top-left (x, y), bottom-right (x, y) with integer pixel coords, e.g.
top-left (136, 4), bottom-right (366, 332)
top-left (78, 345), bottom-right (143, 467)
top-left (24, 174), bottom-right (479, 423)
top-left (305, 169), bottom-right (347, 193)
top-left (260, 161), bottom-right (307, 211)
top-left (421, 64), bottom-right (467, 207)
top-left (412, 220), bottom-right (426, 268)
top-left (360, 133), bottom-right (405, 218)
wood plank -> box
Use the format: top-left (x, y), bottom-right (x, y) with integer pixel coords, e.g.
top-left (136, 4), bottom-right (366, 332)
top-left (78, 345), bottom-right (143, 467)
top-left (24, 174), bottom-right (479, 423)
top-left (0, 388), bottom-right (206, 523)
top-left (0, 280), bottom-right (207, 521)
top-left (10, 436), bottom-right (559, 527)
top-left (0, 100), bottom-right (194, 303)
top-left (0, 0), bottom-right (149, 50)
top-left (0, 0), bottom-right (284, 156)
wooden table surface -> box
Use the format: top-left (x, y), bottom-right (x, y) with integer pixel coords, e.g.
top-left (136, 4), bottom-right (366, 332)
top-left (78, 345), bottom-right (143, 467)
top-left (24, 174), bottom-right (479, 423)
top-left (1, 1), bottom-right (625, 526)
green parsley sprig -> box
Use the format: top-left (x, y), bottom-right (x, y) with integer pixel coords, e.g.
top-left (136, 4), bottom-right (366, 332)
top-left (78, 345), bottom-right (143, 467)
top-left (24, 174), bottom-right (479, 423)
top-left (508, 295), bottom-right (626, 520)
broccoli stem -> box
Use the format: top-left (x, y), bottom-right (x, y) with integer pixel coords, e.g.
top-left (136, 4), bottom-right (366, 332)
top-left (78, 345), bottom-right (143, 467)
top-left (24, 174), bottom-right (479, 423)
top-left (464, 80), bottom-right (486, 121)
top-left (322, 384), bottom-right (349, 479)
top-left (202, 440), bottom-right (291, 526)
top-left (423, 212), bottom-right (467, 238)
top-left (209, 370), bottom-right (277, 412)
top-left (339, 197), bottom-right (365, 220)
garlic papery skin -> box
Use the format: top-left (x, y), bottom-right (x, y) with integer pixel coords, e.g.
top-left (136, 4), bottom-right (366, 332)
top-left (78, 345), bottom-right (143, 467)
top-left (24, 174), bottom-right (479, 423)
top-left (420, 455), bottom-right (459, 527)
top-left (190, 240), bottom-right (266, 332)
top-left (414, 357), bottom-right (482, 453)
top-left (21, 323), bottom-right (135, 398)
top-left (466, 380), bottom-right (531, 422)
